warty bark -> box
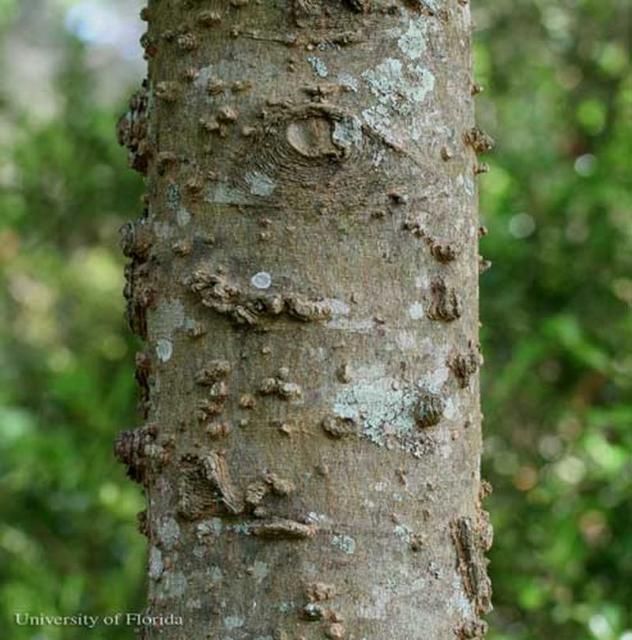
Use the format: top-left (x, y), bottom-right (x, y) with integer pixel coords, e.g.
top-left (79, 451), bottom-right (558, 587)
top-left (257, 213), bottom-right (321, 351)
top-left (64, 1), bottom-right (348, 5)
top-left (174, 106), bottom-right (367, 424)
top-left (116, 1), bottom-right (493, 639)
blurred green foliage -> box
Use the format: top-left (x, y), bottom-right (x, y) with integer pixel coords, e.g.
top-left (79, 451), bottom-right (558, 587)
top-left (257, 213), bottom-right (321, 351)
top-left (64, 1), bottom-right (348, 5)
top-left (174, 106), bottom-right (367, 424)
top-left (0, 1), bottom-right (630, 639)
top-left (476, 1), bottom-right (632, 639)
top-left (0, 15), bottom-right (146, 640)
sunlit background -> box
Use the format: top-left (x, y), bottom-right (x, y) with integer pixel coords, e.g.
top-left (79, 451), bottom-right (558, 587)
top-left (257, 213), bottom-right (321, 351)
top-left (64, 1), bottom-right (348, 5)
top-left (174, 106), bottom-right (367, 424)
top-left (0, 1), bottom-right (630, 639)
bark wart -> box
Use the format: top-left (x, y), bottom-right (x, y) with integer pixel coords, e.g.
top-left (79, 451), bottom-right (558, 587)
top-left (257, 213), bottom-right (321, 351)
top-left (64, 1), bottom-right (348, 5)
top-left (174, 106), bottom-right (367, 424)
top-left (117, 1), bottom-right (493, 638)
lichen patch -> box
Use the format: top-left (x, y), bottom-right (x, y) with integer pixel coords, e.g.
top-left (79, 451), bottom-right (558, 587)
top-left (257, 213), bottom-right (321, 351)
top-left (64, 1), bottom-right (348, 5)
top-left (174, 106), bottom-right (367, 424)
top-left (332, 363), bottom-right (453, 455)
top-left (245, 171), bottom-right (276, 197)
top-left (362, 57), bottom-right (435, 144)
top-left (331, 534), bottom-right (356, 555)
top-left (156, 338), bottom-right (173, 362)
top-left (397, 20), bottom-right (428, 60)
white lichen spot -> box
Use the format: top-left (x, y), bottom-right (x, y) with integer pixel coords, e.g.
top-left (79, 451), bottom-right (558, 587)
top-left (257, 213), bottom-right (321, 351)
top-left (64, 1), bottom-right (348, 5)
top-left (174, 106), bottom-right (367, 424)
top-left (362, 104), bottom-right (393, 143)
top-left (396, 331), bottom-right (416, 351)
top-left (333, 367), bottom-right (417, 447)
top-left (157, 517), bottom-right (181, 550)
top-left (443, 396), bottom-right (459, 420)
top-left (205, 182), bottom-right (257, 205)
top-left (332, 364), bottom-right (447, 456)
top-left (224, 616), bottom-right (245, 630)
top-left (166, 184), bottom-right (180, 212)
top-left (186, 598), bottom-right (202, 610)
top-left (156, 338), bottom-right (173, 362)
top-left (161, 571), bottom-right (188, 598)
top-left (363, 58), bottom-right (402, 100)
top-left (362, 58), bottom-right (435, 143)
top-left (251, 271), bottom-right (272, 290)
top-left (423, 367), bottom-right (450, 395)
top-left (372, 148), bottom-right (386, 167)
top-left (337, 72), bottom-right (359, 92)
top-left (305, 512), bottom-right (331, 525)
top-left (397, 20), bottom-right (428, 60)
top-left (307, 55), bottom-right (328, 78)
top-left (326, 300), bottom-right (375, 333)
top-left (410, 64), bottom-right (436, 101)
top-left (457, 173), bottom-right (476, 197)
top-left (419, 0), bottom-right (442, 14)
top-left (363, 58), bottom-right (435, 108)
top-left (301, 561), bottom-right (319, 578)
top-left (245, 170), bottom-right (276, 197)
top-left (408, 302), bottom-right (424, 320)
top-left (208, 565), bottom-right (223, 583)
top-left (176, 207), bottom-right (191, 227)
top-left (196, 518), bottom-right (224, 540)
top-left (448, 574), bottom-right (475, 618)
top-left (394, 524), bottom-right (413, 544)
top-left (331, 534), bottom-right (356, 555)
top-left (332, 116), bottom-right (363, 151)
top-left (194, 65), bottom-right (215, 91)
top-left (322, 298), bottom-right (350, 316)
top-left (227, 522), bottom-right (252, 535)
top-left (415, 275), bottom-right (430, 289)
top-left (252, 561), bottom-right (269, 583)
top-left (308, 345), bottom-right (327, 361)
top-left (155, 475), bottom-right (174, 501)
top-left (210, 517), bottom-right (224, 535)
top-left (148, 546), bottom-right (164, 580)
top-left (151, 298), bottom-right (185, 338)
top-left (152, 220), bottom-right (173, 240)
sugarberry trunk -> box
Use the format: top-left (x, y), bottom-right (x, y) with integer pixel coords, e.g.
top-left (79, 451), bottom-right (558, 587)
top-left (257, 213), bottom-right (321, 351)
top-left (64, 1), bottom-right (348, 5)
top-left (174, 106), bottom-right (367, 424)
top-left (116, 1), bottom-right (493, 639)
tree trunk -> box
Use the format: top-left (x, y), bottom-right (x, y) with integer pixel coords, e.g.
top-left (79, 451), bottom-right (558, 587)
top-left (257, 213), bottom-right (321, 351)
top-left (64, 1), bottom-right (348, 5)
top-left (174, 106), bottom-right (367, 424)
top-left (117, 1), bottom-right (492, 639)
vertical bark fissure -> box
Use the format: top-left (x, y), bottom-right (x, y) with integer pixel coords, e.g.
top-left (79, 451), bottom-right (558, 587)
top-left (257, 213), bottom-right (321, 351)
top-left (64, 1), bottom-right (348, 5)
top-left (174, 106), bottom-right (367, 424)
top-left (117, 1), bottom-right (493, 638)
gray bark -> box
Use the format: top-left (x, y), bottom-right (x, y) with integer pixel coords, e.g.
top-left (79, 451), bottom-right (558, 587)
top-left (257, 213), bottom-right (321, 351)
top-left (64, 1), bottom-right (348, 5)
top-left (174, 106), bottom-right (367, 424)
top-left (117, 1), bottom-right (492, 639)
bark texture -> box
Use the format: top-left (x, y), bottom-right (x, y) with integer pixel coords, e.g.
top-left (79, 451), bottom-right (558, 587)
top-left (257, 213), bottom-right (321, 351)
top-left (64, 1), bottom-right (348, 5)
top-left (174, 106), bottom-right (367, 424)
top-left (117, 1), bottom-right (492, 639)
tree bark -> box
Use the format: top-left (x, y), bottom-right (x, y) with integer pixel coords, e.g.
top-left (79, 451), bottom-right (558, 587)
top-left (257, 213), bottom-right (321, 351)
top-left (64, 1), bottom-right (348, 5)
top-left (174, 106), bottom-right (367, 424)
top-left (117, 1), bottom-right (492, 639)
